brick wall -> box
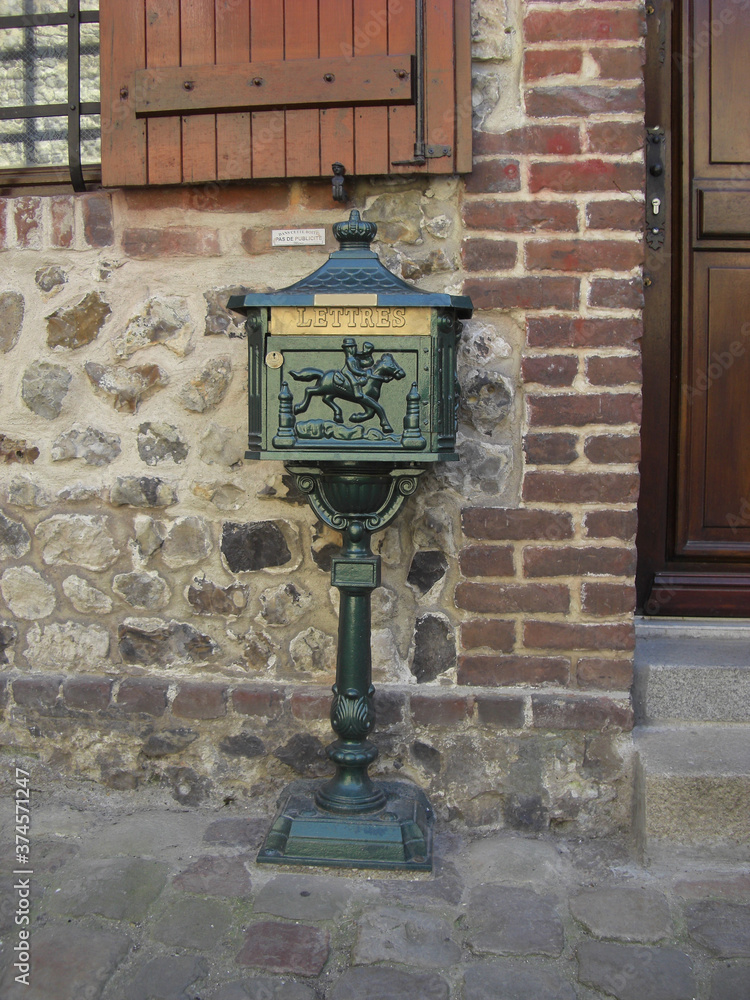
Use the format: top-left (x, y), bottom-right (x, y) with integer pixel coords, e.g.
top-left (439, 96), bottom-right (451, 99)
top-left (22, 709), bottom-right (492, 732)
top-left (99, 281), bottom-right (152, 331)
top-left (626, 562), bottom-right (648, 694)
top-left (0, 0), bottom-right (644, 835)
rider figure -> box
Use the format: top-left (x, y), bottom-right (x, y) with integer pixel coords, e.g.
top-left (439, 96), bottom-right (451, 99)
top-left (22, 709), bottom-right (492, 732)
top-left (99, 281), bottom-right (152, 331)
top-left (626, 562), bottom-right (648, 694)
top-left (341, 338), bottom-right (373, 399)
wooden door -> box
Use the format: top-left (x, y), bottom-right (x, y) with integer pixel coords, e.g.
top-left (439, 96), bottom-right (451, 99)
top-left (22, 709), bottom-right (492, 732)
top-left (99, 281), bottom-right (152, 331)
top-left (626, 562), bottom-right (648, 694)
top-left (638, 0), bottom-right (750, 615)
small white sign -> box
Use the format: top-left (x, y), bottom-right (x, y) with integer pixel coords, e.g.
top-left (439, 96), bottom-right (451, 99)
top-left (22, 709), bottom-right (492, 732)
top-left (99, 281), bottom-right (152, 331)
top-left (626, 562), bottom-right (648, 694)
top-left (272, 228), bottom-right (326, 247)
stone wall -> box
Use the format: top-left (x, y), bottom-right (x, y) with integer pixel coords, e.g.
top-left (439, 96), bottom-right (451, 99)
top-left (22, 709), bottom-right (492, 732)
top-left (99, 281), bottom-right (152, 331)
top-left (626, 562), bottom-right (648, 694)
top-left (0, 0), bottom-right (643, 836)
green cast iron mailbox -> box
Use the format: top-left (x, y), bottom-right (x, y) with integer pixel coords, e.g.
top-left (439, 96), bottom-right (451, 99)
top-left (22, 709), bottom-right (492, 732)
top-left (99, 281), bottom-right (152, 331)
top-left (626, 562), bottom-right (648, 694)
top-left (229, 210), bottom-right (472, 872)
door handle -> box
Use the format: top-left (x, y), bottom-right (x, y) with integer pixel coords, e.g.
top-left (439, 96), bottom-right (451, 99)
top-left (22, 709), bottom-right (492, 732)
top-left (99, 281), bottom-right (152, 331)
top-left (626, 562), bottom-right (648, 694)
top-left (646, 126), bottom-right (666, 249)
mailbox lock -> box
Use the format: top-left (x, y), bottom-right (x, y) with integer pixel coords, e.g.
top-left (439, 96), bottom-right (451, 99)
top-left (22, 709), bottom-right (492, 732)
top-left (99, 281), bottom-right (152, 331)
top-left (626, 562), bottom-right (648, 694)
top-left (265, 351), bottom-right (284, 369)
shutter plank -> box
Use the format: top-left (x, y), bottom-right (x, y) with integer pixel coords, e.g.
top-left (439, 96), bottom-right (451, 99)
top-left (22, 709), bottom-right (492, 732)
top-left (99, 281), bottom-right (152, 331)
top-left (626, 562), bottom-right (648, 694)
top-left (251, 0), bottom-right (286, 177)
top-left (285, 0), bottom-right (321, 177)
top-left (453, 0), bottom-right (472, 173)
top-left (320, 0), bottom-right (354, 175)
top-left (216, 0), bottom-right (251, 180)
top-left (388, 0), bottom-right (417, 174)
top-left (181, 0), bottom-right (218, 182)
top-left (424, 0), bottom-right (454, 173)
top-left (353, 0), bottom-right (389, 175)
top-left (100, 0), bottom-right (147, 185)
top-left (146, 0), bottom-right (182, 185)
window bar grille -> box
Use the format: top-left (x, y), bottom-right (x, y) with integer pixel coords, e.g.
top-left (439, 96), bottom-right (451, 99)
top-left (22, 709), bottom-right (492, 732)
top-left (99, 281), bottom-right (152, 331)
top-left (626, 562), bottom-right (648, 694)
top-left (0, 1), bottom-right (100, 191)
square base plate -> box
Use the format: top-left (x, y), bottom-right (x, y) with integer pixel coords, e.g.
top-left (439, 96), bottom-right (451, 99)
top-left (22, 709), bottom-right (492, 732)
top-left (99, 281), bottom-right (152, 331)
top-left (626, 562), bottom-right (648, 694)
top-left (257, 779), bottom-right (434, 872)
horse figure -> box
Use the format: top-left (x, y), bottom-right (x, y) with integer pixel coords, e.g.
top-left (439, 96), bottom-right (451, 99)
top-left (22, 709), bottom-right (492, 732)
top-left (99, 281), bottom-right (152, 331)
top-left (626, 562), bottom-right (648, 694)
top-left (289, 353), bottom-right (406, 434)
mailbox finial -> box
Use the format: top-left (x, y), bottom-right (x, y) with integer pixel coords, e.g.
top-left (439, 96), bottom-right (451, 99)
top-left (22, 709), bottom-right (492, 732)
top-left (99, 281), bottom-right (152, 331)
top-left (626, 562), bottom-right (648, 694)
top-left (332, 209), bottom-right (377, 251)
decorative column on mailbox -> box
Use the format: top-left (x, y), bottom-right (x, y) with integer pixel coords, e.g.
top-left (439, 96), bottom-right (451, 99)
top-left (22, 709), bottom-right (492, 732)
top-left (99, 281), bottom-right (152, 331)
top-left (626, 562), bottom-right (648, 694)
top-left (229, 210), bottom-right (472, 871)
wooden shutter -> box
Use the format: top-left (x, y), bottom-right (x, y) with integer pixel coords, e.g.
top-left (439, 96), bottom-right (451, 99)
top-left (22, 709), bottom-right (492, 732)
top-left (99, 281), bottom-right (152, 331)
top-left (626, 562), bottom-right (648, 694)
top-left (100, 0), bottom-right (471, 186)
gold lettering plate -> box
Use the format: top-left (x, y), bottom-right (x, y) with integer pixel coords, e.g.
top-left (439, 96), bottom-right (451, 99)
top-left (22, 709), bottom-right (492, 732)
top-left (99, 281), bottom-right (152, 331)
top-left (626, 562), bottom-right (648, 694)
top-left (270, 306), bottom-right (431, 337)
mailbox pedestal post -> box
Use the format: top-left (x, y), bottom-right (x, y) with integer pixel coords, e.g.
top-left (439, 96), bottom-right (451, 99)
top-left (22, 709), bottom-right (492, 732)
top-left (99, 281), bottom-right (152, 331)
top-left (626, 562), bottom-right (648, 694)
top-left (229, 211), bottom-right (472, 871)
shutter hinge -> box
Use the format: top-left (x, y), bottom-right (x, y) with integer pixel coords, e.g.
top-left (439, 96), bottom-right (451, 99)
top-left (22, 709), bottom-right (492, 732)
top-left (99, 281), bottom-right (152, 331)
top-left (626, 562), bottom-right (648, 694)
top-left (392, 144), bottom-right (452, 166)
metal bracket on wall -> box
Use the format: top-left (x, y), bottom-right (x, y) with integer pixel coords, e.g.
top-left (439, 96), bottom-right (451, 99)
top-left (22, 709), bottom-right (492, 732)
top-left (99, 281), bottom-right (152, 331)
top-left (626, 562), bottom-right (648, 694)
top-left (646, 126), bottom-right (666, 250)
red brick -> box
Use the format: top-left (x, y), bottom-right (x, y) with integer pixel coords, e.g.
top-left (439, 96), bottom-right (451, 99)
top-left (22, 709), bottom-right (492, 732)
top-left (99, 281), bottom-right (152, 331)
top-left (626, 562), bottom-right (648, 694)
top-left (459, 545), bottom-right (515, 577)
top-left (522, 354), bottom-right (578, 386)
top-left (232, 686), bottom-right (284, 717)
top-left (589, 277), bottom-right (644, 309)
top-left (524, 48), bottom-right (583, 81)
top-left (462, 508), bottom-right (574, 541)
top-left (584, 434), bottom-right (641, 464)
top-left (121, 227), bottom-right (221, 258)
top-left (524, 471), bottom-right (640, 504)
top-left (524, 9), bottom-right (644, 43)
top-left (291, 689), bottom-right (331, 720)
top-left (584, 509), bottom-right (638, 539)
top-left (464, 276), bottom-right (579, 310)
top-left (525, 620), bottom-right (635, 652)
top-left (577, 657), bottom-right (634, 690)
top-left (530, 160), bottom-right (643, 194)
top-left (455, 582), bottom-right (570, 614)
top-left (50, 196), bottom-right (74, 248)
top-left (117, 678), bottom-right (168, 716)
top-left (591, 46), bottom-right (644, 80)
top-left (526, 239), bottom-right (643, 272)
top-left (461, 619), bottom-right (516, 652)
top-left (410, 693), bottom-right (473, 726)
top-left (63, 677), bottom-right (112, 711)
top-left (13, 676), bottom-right (61, 711)
top-left (582, 581), bottom-right (637, 615)
top-left (124, 183), bottom-right (289, 213)
top-left (588, 121), bottom-right (644, 154)
top-left (531, 693), bottom-right (634, 730)
top-left (465, 159), bottom-right (521, 194)
top-left (173, 682), bottom-right (227, 719)
top-left (14, 197), bottom-right (41, 247)
top-left (473, 125), bottom-right (581, 156)
top-left (463, 199), bottom-right (579, 233)
top-left (526, 85), bottom-right (643, 118)
top-left (527, 316), bottom-right (642, 348)
top-left (83, 193), bottom-right (114, 247)
top-left (475, 694), bottom-right (526, 728)
top-left (527, 392), bottom-right (641, 426)
top-left (462, 238), bottom-right (517, 271)
top-left (586, 355), bottom-right (642, 386)
top-left (373, 689), bottom-right (405, 726)
top-left (523, 545), bottom-right (636, 577)
top-left (458, 655), bottom-right (569, 686)
top-left (586, 200), bottom-right (643, 231)
top-left (524, 432), bottom-right (578, 465)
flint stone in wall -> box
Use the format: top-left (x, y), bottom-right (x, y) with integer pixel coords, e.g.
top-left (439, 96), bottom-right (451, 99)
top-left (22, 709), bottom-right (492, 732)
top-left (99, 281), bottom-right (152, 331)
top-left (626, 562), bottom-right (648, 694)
top-left (35, 265), bottom-right (67, 293)
top-left (52, 425), bottom-right (121, 466)
top-left (460, 319), bottom-right (513, 366)
top-left (204, 286), bottom-right (249, 338)
top-left (372, 585), bottom-right (398, 626)
top-left (141, 729), bottom-right (198, 758)
top-left (472, 0), bottom-right (515, 61)
top-left (407, 551), bottom-right (449, 595)
top-left (461, 369), bottom-right (513, 436)
top-left (400, 250), bottom-right (454, 281)
top-left (57, 482), bottom-right (107, 503)
top-left (192, 481), bottom-right (245, 511)
top-left (0, 511), bottom-right (31, 559)
top-left (62, 574), bottom-right (113, 614)
top-left (241, 629), bottom-right (278, 669)
top-left (46, 291), bottom-right (111, 349)
top-left (411, 614), bottom-right (456, 683)
top-left (118, 618), bottom-right (219, 667)
top-left (311, 522), bottom-right (342, 573)
top-left (290, 627), bottom-right (335, 673)
top-left (113, 571), bottom-right (171, 611)
top-left (437, 437), bottom-right (513, 496)
top-left (25, 622), bottom-right (110, 670)
top-left (0, 436), bottom-right (39, 465)
top-left (259, 583), bottom-right (312, 627)
top-left (256, 472), bottom-right (307, 505)
top-left (137, 422), bottom-right (189, 466)
top-left (179, 357), bottom-right (233, 413)
top-left (21, 361), bottom-right (72, 419)
top-left (85, 361), bottom-right (169, 413)
top-left (472, 68), bottom-right (503, 129)
top-left (162, 516), bottom-right (213, 568)
top-left (0, 565), bottom-right (56, 619)
top-left (372, 628), bottom-right (406, 684)
top-left (114, 296), bottom-right (193, 359)
top-left (187, 577), bottom-right (248, 617)
top-left (35, 514), bottom-right (119, 570)
top-left (6, 476), bottom-right (46, 506)
top-left (411, 740), bottom-right (442, 774)
top-left (219, 733), bottom-right (265, 758)
top-left (0, 622), bottom-right (17, 665)
top-left (0, 291), bottom-right (24, 352)
top-left (110, 477), bottom-right (177, 508)
top-left (134, 515), bottom-right (167, 557)
top-left (424, 214), bottom-right (454, 239)
top-left (363, 191), bottom-right (423, 245)
top-left (274, 733), bottom-right (329, 777)
top-left (199, 422), bottom-right (245, 467)
top-left (221, 521), bottom-right (291, 573)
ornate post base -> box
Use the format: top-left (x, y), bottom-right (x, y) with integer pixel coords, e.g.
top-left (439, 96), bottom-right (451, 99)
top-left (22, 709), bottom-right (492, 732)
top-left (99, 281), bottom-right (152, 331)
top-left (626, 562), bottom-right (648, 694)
top-left (256, 463), bottom-right (434, 872)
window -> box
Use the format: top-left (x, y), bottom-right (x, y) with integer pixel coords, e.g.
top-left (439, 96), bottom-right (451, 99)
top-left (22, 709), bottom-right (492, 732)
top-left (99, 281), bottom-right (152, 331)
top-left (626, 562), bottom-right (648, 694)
top-left (0, 1), bottom-right (101, 189)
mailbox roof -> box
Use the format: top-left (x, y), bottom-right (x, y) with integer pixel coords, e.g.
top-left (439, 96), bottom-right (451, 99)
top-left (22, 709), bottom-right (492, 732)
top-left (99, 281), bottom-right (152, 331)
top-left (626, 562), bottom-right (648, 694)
top-left (229, 211), bottom-right (473, 317)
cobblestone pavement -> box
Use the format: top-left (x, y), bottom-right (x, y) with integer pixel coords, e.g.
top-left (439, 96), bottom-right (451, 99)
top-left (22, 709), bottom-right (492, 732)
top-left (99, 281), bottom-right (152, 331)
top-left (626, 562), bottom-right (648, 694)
top-left (0, 785), bottom-right (748, 1000)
